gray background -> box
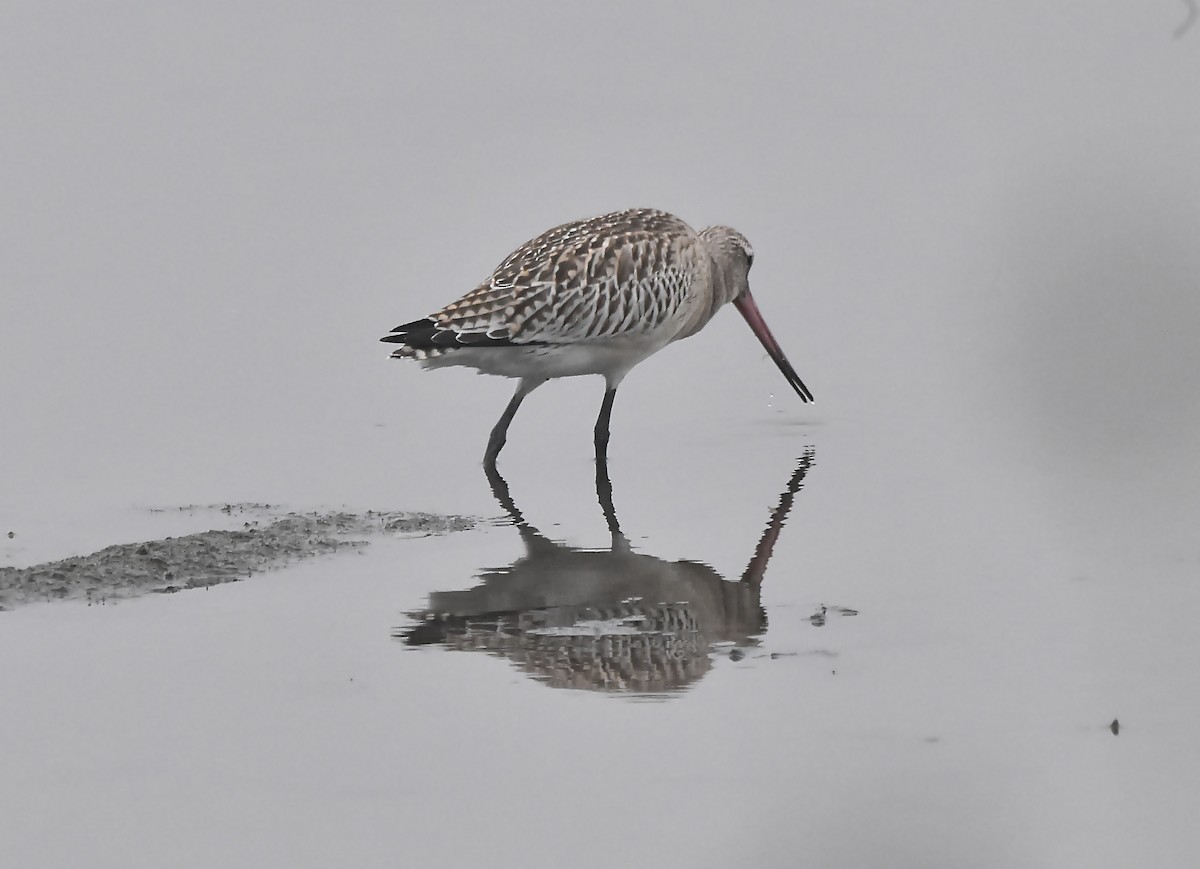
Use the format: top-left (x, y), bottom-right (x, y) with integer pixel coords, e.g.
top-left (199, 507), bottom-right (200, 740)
top-left (3, 1), bottom-right (1197, 521)
top-left (3, 3), bottom-right (1199, 867)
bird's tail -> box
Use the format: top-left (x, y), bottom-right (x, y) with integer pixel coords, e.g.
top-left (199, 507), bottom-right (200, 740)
top-left (380, 318), bottom-right (447, 360)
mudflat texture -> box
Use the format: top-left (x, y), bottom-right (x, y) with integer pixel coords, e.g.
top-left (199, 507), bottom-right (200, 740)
top-left (0, 507), bottom-right (475, 609)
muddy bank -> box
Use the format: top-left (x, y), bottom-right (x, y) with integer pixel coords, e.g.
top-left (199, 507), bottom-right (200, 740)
top-left (0, 506), bottom-right (475, 610)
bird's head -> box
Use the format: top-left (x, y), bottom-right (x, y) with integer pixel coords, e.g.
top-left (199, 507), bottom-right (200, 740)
top-left (699, 225), bottom-right (755, 307)
top-left (699, 224), bottom-right (814, 404)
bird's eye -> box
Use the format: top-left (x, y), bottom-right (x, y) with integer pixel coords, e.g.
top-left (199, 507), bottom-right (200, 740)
top-left (746, 252), bottom-right (754, 268)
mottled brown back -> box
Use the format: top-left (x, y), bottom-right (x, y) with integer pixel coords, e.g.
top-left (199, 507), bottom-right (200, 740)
top-left (384, 208), bottom-right (704, 354)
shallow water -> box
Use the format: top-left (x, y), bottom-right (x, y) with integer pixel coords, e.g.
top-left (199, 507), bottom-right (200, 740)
top-left (3, 4), bottom-right (1200, 867)
top-left (4, 411), bottom-right (1197, 867)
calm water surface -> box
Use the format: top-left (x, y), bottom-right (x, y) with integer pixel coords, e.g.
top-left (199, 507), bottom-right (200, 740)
top-left (3, 401), bottom-right (1195, 868)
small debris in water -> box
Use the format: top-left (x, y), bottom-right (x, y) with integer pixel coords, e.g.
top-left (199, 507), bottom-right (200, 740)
top-left (1110, 718), bottom-right (1120, 736)
top-left (6, 531), bottom-right (13, 539)
top-left (728, 648), bottom-right (745, 662)
top-left (810, 604), bottom-right (859, 626)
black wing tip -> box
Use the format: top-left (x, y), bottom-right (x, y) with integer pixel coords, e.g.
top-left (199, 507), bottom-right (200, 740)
top-left (379, 331), bottom-right (528, 351)
top-left (379, 316), bottom-right (532, 349)
top-left (391, 317), bottom-right (435, 332)
top-left (381, 317), bottom-right (438, 348)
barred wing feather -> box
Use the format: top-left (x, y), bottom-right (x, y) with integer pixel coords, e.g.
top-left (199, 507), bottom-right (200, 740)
top-left (384, 209), bottom-right (700, 351)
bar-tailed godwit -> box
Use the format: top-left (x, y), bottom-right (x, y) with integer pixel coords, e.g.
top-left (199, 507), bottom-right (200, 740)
top-left (381, 208), bottom-right (813, 464)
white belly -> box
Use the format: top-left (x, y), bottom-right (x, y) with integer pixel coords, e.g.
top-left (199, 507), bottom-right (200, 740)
top-left (422, 334), bottom-right (673, 382)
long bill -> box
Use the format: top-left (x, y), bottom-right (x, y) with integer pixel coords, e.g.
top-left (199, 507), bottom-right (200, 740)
top-left (733, 292), bottom-right (815, 403)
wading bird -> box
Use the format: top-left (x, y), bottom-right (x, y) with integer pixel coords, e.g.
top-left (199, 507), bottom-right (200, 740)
top-left (381, 208), bottom-right (813, 465)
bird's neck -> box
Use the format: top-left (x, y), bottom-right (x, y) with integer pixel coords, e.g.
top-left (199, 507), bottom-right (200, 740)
top-left (676, 253), bottom-right (734, 341)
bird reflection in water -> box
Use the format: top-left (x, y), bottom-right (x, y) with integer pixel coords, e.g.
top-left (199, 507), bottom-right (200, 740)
top-left (397, 449), bottom-right (815, 696)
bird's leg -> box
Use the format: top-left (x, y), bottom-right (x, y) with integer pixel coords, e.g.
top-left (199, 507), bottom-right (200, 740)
top-left (485, 378), bottom-right (544, 466)
top-left (594, 386), bottom-right (618, 462)
top-left (483, 459), bottom-right (523, 525)
top-left (483, 458), bottom-right (550, 550)
top-left (594, 450), bottom-right (631, 553)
